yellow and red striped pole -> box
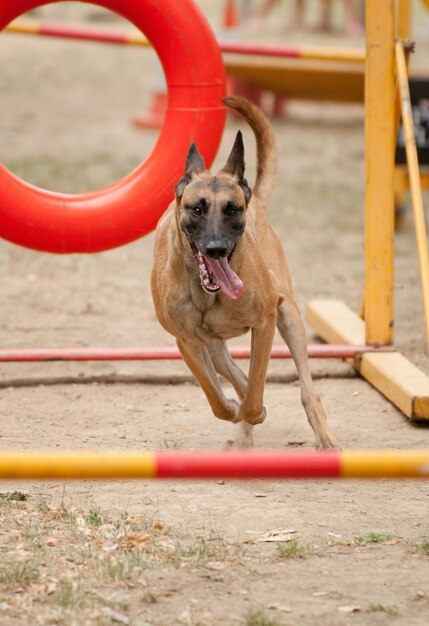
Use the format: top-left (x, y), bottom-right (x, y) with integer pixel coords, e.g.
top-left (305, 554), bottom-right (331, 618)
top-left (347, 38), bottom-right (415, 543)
top-left (5, 19), bottom-right (151, 47)
top-left (4, 20), bottom-right (365, 63)
top-left (0, 450), bottom-right (428, 480)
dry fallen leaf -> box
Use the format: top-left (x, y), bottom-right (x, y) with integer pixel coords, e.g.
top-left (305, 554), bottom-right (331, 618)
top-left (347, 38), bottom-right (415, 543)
top-left (44, 582), bottom-right (57, 595)
top-left (338, 605), bottom-right (361, 613)
top-left (123, 533), bottom-right (151, 551)
top-left (205, 561), bottom-right (226, 571)
top-left (245, 528), bottom-right (297, 544)
top-left (101, 607), bottom-right (130, 624)
top-left (46, 538), bottom-right (58, 547)
top-left (313, 591), bottom-right (328, 597)
top-left (153, 523), bottom-right (167, 533)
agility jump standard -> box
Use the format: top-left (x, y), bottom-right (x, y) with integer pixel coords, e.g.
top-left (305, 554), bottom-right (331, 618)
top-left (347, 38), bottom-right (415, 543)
top-left (307, 0), bottom-right (429, 421)
top-left (0, 450), bottom-right (429, 480)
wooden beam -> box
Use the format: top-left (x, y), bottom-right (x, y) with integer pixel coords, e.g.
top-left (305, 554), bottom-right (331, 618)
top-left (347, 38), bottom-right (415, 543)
top-left (307, 300), bottom-right (429, 420)
top-left (364, 0), bottom-right (396, 345)
top-left (395, 40), bottom-right (429, 353)
top-left (224, 57), bottom-right (364, 104)
top-left (396, 0), bottom-right (412, 39)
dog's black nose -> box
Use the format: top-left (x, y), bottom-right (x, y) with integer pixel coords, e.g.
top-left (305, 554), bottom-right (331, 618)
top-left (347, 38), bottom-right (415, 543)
top-left (204, 243), bottom-right (228, 260)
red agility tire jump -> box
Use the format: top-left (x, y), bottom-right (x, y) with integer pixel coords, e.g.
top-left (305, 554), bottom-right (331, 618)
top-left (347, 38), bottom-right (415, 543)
top-left (0, 0), bottom-right (226, 253)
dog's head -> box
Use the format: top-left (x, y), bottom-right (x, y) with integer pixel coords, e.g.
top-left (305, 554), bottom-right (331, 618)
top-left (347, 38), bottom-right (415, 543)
top-left (175, 131), bottom-right (251, 299)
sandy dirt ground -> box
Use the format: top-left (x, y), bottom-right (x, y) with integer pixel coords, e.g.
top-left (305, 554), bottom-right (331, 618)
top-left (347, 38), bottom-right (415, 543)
top-left (1, 2), bottom-right (429, 625)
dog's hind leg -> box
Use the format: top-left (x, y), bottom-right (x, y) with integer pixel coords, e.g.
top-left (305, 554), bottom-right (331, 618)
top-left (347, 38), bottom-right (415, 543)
top-left (277, 299), bottom-right (340, 449)
top-left (176, 339), bottom-right (240, 423)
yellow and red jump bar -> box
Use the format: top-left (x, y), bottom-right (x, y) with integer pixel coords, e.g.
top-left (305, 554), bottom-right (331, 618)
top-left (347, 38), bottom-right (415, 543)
top-left (0, 450), bottom-right (428, 480)
top-left (5, 20), bottom-right (365, 63)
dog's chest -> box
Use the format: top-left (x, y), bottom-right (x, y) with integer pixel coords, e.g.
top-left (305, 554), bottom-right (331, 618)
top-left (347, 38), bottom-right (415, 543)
top-left (201, 304), bottom-right (251, 340)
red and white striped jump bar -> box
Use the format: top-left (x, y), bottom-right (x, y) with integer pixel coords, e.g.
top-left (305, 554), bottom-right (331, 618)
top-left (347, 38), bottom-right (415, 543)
top-left (0, 344), bottom-right (391, 363)
top-left (0, 450), bottom-right (428, 480)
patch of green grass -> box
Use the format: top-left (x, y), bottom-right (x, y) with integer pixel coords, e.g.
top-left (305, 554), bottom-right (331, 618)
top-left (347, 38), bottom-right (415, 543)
top-left (100, 550), bottom-right (152, 581)
top-left (276, 539), bottom-right (321, 559)
top-left (244, 608), bottom-right (284, 626)
top-left (277, 539), bottom-right (306, 559)
top-left (355, 532), bottom-right (394, 545)
top-left (417, 540), bottom-right (429, 554)
top-left (367, 604), bottom-right (397, 615)
top-left (201, 572), bottom-right (225, 583)
top-left (18, 523), bottom-right (45, 551)
top-left (55, 579), bottom-right (89, 610)
top-left (160, 435), bottom-right (181, 449)
top-left (0, 560), bottom-right (39, 586)
top-left (142, 590), bottom-right (158, 604)
top-left (36, 499), bottom-right (51, 514)
top-left (98, 531), bottom-right (245, 580)
top-left (168, 534), bottom-right (246, 568)
top-left (86, 508), bottom-right (104, 527)
top-left (0, 491), bottom-right (28, 503)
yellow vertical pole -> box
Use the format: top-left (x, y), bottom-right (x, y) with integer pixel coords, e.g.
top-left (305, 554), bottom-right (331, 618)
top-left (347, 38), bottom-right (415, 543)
top-left (394, 0), bottom-right (412, 222)
top-left (364, 0), bottom-right (396, 345)
top-left (395, 40), bottom-right (429, 353)
top-left (396, 0), bottom-right (412, 39)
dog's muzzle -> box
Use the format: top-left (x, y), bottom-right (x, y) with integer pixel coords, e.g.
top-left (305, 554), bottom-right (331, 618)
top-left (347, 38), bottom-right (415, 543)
top-left (188, 239), bottom-right (243, 299)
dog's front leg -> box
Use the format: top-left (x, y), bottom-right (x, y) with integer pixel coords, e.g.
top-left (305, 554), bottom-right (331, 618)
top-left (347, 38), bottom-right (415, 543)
top-left (238, 312), bottom-right (277, 425)
top-left (207, 340), bottom-right (248, 400)
top-left (176, 339), bottom-right (240, 423)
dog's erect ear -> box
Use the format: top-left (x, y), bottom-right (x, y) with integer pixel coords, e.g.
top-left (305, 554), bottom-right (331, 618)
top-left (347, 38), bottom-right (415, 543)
top-left (175, 143), bottom-right (206, 200)
top-left (185, 142), bottom-right (206, 180)
top-left (221, 131), bottom-right (252, 204)
top-left (221, 130), bottom-right (245, 181)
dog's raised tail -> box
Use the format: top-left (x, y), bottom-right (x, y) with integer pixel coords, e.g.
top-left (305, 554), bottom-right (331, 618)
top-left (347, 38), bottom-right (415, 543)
top-left (222, 95), bottom-right (277, 209)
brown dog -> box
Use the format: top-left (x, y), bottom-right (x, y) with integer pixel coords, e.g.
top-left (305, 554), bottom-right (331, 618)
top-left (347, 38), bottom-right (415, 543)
top-left (151, 96), bottom-right (338, 449)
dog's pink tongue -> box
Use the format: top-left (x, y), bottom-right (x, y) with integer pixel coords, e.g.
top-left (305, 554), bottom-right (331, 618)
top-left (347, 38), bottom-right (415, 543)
top-left (205, 257), bottom-right (243, 299)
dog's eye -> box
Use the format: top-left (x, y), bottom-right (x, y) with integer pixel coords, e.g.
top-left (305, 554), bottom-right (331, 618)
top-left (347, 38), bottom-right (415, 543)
top-left (185, 199), bottom-right (206, 217)
top-left (192, 205), bottom-right (203, 217)
top-left (224, 203), bottom-right (240, 218)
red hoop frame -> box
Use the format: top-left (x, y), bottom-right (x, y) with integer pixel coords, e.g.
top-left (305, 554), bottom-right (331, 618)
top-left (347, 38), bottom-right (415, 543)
top-left (0, 0), bottom-right (226, 253)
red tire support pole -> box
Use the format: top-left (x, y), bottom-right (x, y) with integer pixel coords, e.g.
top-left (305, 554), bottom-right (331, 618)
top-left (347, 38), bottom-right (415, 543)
top-left (0, 344), bottom-right (392, 363)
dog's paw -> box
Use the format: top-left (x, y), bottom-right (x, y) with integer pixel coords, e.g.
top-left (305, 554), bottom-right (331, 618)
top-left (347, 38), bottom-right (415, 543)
top-left (225, 421), bottom-right (255, 449)
top-left (315, 431), bottom-right (341, 451)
